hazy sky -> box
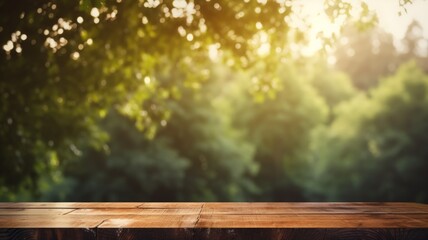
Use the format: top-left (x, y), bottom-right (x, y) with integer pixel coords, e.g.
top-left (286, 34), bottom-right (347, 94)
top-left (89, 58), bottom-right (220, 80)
top-left (369, 0), bottom-right (428, 39)
top-left (296, 0), bottom-right (428, 54)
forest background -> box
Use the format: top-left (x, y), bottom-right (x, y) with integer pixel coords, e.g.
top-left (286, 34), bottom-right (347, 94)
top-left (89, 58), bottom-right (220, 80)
top-left (1, 0), bottom-right (428, 202)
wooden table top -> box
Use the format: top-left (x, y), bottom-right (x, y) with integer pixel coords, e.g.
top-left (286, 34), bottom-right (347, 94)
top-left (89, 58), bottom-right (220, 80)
top-left (1, 202), bottom-right (428, 240)
top-left (1, 202), bottom-right (428, 228)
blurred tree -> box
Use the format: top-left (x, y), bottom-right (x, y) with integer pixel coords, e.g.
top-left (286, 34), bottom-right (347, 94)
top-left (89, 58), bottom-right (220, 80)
top-left (402, 20), bottom-right (424, 59)
top-left (0, 0), bottom-right (298, 195)
top-left (305, 57), bottom-right (357, 109)
top-left (234, 62), bottom-right (328, 201)
top-left (0, 0), bottom-right (400, 200)
top-left (334, 25), bottom-right (398, 90)
top-left (44, 63), bottom-right (256, 201)
top-left (335, 20), bottom-right (428, 91)
top-left (45, 111), bottom-right (190, 201)
top-left (305, 62), bottom-right (428, 202)
top-left (400, 20), bottom-right (428, 72)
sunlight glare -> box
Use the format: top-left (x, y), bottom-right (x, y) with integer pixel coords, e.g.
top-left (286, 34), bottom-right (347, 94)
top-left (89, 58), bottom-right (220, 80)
top-left (256, 31), bottom-right (270, 56)
top-left (208, 44), bottom-right (219, 61)
top-left (292, 1), bottom-right (341, 55)
top-left (90, 8), bottom-right (100, 18)
top-left (257, 42), bottom-right (270, 56)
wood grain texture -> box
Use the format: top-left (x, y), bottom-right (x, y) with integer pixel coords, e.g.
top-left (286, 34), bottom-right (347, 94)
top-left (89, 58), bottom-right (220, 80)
top-left (202, 206), bottom-right (428, 214)
top-left (191, 228), bottom-right (428, 240)
top-left (204, 202), bottom-right (428, 208)
top-left (69, 208), bottom-right (200, 216)
top-left (0, 202), bottom-right (427, 239)
top-left (196, 214), bottom-right (428, 228)
top-left (0, 209), bottom-right (73, 215)
top-left (138, 202), bottom-right (204, 209)
top-left (98, 215), bottom-right (198, 228)
top-left (0, 228), bottom-right (96, 240)
top-left (0, 216), bottom-right (103, 228)
top-left (97, 228), bottom-right (193, 240)
top-left (0, 202), bottom-right (143, 209)
top-left (3, 228), bottom-right (428, 240)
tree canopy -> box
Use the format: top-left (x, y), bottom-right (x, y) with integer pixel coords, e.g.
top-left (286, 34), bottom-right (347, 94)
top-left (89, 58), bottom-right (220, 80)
top-left (1, 0), bottom-right (427, 203)
top-left (0, 0), bottom-right (298, 193)
top-left (304, 62), bottom-right (428, 202)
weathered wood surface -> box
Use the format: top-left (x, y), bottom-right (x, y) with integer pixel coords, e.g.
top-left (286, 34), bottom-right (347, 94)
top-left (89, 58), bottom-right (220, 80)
top-left (0, 202), bottom-right (427, 239)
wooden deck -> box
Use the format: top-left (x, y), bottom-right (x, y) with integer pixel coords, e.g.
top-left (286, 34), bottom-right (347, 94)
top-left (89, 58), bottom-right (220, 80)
top-left (1, 202), bottom-right (428, 239)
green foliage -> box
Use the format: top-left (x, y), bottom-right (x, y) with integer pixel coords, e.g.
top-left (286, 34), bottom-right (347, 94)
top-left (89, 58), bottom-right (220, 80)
top-left (0, 0), bottom-right (295, 192)
top-left (1, 0), bottom-right (427, 203)
top-left (305, 62), bottom-right (428, 202)
top-left (48, 112), bottom-right (190, 201)
top-left (306, 57), bottom-right (357, 108)
top-left (234, 62), bottom-right (328, 201)
top-left (45, 65), bottom-right (256, 201)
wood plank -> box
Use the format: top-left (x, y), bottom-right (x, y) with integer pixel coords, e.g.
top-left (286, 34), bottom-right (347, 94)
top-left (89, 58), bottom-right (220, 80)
top-left (0, 208), bottom-right (73, 215)
top-left (196, 214), bottom-right (428, 228)
top-left (4, 212), bottom-right (426, 229)
top-left (9, 228), bottom-right (425, 240)
top-left (98, 215), bottom-right (198, 228)
top-left (204, 202), bottom-right (428, 209)
top-left (0, 202), bottom-right (143, 209)
top-left (97, 228), bottom-right (193, 240)
top-left (0, 228), bottom-right (96, 240)
top-left (201, 206), bottom-right (428, 215)
top-left (190, 228), bottom-right (428, 240)
top-left (138, 202), bottom-right (204, 209)
top-left (0, 217), bottom-right (103, 228)
top-left (68, 208), bottom-right (200, 216)
top-left (0, 202), bottom-right (427, 240)
top-left (0, 215), bottom-right (108, 223)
